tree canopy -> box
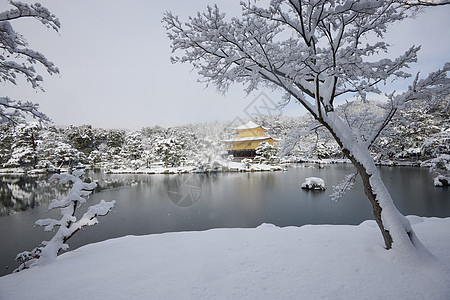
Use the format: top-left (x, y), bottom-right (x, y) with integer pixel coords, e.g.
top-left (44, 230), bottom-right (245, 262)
top-left (164, 0), bottom-right (450, 251)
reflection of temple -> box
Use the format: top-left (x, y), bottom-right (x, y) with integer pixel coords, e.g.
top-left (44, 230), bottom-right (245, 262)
top-left (223, 121), bottom-right (279, 159)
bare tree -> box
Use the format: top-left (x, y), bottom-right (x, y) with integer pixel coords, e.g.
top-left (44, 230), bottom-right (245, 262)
top-left (164, 0), bottom-right (450, 253)
top-left (0, 1), bottom-right (60, 124)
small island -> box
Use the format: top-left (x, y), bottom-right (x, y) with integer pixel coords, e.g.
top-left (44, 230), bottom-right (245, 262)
top-left (301, 177), bottom-right (326, 191)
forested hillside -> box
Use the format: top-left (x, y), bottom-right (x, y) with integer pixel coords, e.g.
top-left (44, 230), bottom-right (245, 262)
top-left (1, 100), bottom-right (448, 172)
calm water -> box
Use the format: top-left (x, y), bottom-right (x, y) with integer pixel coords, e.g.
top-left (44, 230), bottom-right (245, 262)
top-left (0, 164), bottom-right (448, 276)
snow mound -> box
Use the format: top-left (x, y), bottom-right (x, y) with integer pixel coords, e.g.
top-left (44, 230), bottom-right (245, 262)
top-left (301, 177), bottom-right (326, 190)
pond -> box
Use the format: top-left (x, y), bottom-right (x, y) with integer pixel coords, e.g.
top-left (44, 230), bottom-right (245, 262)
top-left (0, 164), bottom-right (448, 276)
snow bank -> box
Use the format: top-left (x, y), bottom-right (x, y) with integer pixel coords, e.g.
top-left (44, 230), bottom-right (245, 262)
top-left (1, 216), bottom-right (449, 300)
top-left (0, 168), bottom-right (26, 175)
top-left (106, 166), bottom-right (196, 174)
top-left (106, 163), bottom-right (283, 175)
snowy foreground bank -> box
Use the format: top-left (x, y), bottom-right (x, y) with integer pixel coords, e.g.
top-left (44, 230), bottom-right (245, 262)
top-left (1, 217), bottom-right (449, 299)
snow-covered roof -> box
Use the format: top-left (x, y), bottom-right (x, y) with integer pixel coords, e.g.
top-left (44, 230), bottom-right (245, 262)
top-left (232, 121), bottom-right (269, 130)
top-left (222, 136), bottom-right (278, 142)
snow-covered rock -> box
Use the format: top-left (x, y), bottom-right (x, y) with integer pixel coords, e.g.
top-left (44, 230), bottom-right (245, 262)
top-left (434, 175), bottom-right (449, 187)
top-left (301, 177), bottom-right (326, 190)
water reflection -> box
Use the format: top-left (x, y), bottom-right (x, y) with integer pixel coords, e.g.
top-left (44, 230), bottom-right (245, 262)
top-left (0, 173), bottom-right (144, 216)
top-left (0, 176), bottom-right (67, 216)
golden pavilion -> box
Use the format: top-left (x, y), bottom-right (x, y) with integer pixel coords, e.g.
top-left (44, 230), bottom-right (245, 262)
top-left (223, 121), bottom-right (279, 159)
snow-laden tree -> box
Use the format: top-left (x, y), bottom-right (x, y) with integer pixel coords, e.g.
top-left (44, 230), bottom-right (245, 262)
top-left (0, 1), bottom-right (59, 124)
top-left (0, 123), bottom-right (14, 166)
top-left (36, 126), bottom-right (84, 169)
top-left (14, 170), bottom-right (115, 271)
top-left (154, 136), bottom-right (185, 168)
top-left (4, 122), bottom-right (40, 169)
top-left (422, 154), bottom-right (450, 187)
top-left (121, 130), bottom-right (145, 169)
top-left (194, 137), bottom-right (225, 171)
top-left (164, 1), bottom-right (450, 251)
top-left (421, 129), bottom-right (450, 186)
top-left (64, 125), bottom-right (96, 156)
top-left (255, 141), bottom-right (279, 164)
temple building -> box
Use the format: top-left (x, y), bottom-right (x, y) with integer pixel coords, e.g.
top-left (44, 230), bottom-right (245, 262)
top-left (223, 121), bottom-right (279, 159)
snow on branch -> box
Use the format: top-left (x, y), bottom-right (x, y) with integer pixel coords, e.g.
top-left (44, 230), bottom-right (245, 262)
top-left (0, 96), bottom-right (50, 125)
top-left (163, 0), bottom-right (446, 120)
top-left (0, 2), bottom-right (60, 88)
top-left (330, 172), bottom-right (358, 202)
top-left (14, 170), bottom-right (115, 271)
top-left (0, 1), bottom-right (60, 125)
top-left (401, 0), bottom-right (450, 6)
top-left (0, 1), bottom-right (60, 30)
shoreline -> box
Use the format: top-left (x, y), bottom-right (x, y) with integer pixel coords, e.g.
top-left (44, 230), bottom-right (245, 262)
top-left (0, 158), bottom-right (427, 176)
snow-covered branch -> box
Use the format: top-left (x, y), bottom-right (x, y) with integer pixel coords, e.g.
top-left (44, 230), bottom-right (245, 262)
top-left (330, 172), bottom-right (358, 202)
top-left (0, 1), bottom-right (60, 125)
top-left (0, 96), bottom-right (50, 125)
top-left (0, 1), bottom-right (60, 30)
top-left (15, 170), bottom-right (115, 270)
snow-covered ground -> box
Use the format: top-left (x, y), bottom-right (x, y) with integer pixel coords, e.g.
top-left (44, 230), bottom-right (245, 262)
top-left (1, 216), bottom-right (449, 300)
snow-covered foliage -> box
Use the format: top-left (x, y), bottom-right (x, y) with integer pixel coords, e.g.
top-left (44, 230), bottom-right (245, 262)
top-left (194, 138), bottom-right (225, 172)
top-left (14, 247), bottom-right (42, 273)
top-left (241, 158), bottom-right (253, 169)
top-left (421, 129), bottom-right (450, 159)
top-left (154, 137), bottom-right (185, 168)
top-left (280, 113), bottom-right (341, 160)
top-left (1, 109), bottom-right (448, 173)
top-left (0, 1), bottom-right (59, 125)
top-left (330, 172), bottom-right (358, 201)
top-left (301, 177), bottom-right (325, 191)
top-left (4, 123), bottom-right (39, 169)
top-left (164, 0), bottom-right (450, 251)
top-left (36, 125), bottom-right (86, 169)
top-left (254, 141), bottom-right (279, 164)
top-left (421, 129), bottom-right (450, 186)
top-left (14, 170), bottom-right (115, 271)
top-left (422, 154), bottom-right (450, 187)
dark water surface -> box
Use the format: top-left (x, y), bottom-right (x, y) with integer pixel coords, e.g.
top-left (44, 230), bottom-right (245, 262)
top-left (0, 164), bottom-right (448, 276)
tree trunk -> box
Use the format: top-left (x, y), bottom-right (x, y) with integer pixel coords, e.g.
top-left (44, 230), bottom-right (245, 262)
top-left (343, 149), bottom-right (393, 249)
top-left (321, 112), bottom-right (429, 253)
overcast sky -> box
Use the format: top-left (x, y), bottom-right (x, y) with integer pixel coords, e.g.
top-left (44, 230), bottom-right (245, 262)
top-left (2, 1), bottom-right (450, 130)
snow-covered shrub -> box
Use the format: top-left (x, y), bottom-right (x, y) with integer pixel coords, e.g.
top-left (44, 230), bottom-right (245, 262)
top-left (421, 130), bottom-right (450, 159)
top-left (421, 130), bottom-right (450, 187)
top-left (254, 141), bottom-right (279, 164)
top-left (241, 158), bottom-right (253, 169)
top-left (433, 175), bottom-right (449, 187)
top-left (422, 154), bottom-right (450, 187)
top-left (14, 170), bottom-right (115, 271)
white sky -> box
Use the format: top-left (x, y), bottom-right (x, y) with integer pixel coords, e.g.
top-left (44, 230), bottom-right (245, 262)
top-left (2, 1), bottom-right (450, 130)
